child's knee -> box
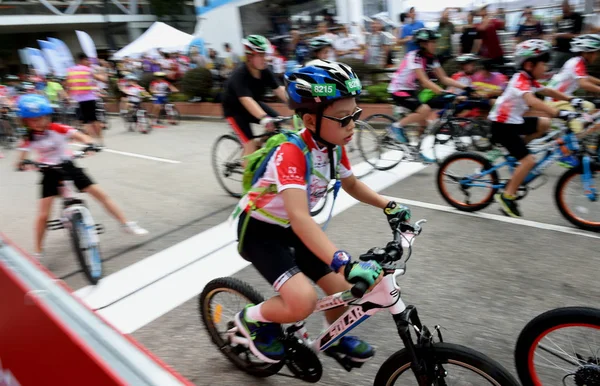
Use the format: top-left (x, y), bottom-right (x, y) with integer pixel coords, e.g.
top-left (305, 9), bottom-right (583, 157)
top-left (538, 117), bottom-right (552, 131)
top-left (282, 287), bottom-right (317, 320)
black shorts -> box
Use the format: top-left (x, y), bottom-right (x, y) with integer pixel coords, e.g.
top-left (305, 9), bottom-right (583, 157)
top-left (225, 102), bottom-right (279, 144)
top-left (491, 117), bottom-right (539, 161)
top-left (78, 100), bottom-right (98, 124)
top-left (392, 91), bottom-right (453, 112)
top-left (40, 161), bottom-right (94, 198)
top-left (237, 212), bottom-right (333, 291)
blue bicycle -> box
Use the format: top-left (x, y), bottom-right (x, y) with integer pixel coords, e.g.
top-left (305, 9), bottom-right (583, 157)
top-left (436, 116), bottom-right (600, 231)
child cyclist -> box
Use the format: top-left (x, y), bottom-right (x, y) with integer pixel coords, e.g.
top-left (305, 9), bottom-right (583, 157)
top-left (309, 37), bottom-right (335, 61)
top-left (490, 39), bottom-right (582, 218)
top-left (387, 28), bottom-right (474, 155)
top-left (150, 71), bottom-right (178, 125)
top-left (541, 34), bottom-right (600, 121)
top-left (14, 94), bottom-right (148, 259)
top-left (234, 60), bottom-right (411, 364)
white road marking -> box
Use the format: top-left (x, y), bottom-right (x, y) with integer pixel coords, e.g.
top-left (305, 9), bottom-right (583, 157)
top-left (71, 144), bottom-right (181, 164)
top-left (383, 195), bottom-right (600, 241)
top-left (75, 160), bottom-right (428, 333)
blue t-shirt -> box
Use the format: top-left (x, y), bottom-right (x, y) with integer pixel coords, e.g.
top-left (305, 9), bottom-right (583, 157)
top-left (295, 42), bottom-right (310, 65)
top-left (401, 21), bottom-right (426, 52)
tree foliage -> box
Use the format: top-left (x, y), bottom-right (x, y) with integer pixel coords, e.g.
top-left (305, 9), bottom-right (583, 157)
top-left (148, 0), bottom-right (186, 17)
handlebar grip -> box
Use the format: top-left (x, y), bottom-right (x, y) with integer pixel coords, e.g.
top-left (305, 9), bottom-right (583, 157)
top-left (350, 280), bottom-right (369, 298)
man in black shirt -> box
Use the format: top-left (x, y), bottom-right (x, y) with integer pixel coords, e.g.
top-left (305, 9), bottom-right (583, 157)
top-left (222, 34), bottom-right (288, 157)
top-left (553, 0), bottom-right (583, 69)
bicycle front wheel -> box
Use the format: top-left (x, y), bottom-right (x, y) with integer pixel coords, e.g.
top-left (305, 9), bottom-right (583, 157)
top-left (375, 342), bottom-right (519, 385)
top-left (70, 211), bottom-right (103, 285)
top-left (358, 115), bottom-right (406, 171)
top-left (555, 162), bottom-right (600, 231)
top-left (514, 307), bottom-right (600, 386)
top-left (212, 134), bottom-right (244, 198)
top-left (199, 277), bottom-right (285, 377)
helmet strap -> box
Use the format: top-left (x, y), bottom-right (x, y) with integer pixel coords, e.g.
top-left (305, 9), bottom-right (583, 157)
top-left (312, 106), bottom-right (337, 182)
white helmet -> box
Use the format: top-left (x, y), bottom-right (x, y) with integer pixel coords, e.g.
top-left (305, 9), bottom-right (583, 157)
top-left (514, 39), bottom-right (552, 68)
top-left (571, 34), bottom-right (600, 53)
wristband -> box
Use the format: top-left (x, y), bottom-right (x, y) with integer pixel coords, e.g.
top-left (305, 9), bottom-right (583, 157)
top-left (330, 250), bottom-right (351, 273)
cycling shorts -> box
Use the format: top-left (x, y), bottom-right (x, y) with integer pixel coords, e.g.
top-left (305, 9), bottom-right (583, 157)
top-left (237, 211), bottom-right (333, 292)
top-left (391, 90), bottom-right (453, 112)
top-left (491, 117), bottom-right (539, 161)
top-left (225, 101), bottom-right (279, 144)
top-left (154, 96), bottom-right (167, 105)
top-left (40, 161), bottom-right (94, 198)
top-left (78, 100), bottom-right (98, 124)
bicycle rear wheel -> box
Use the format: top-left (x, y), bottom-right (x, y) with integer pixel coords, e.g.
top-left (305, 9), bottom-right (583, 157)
top-left (70, 211), bottom-right (103, 285)
top-left (199, 277), bottom-right (285, 377)
top-left (212, 134), bottom-right (244, 198)
top-left (375, 342), bottom-right (519, 385)
top-left (514, 307), bottom-right (600, 386)
top-left (358, 115), bottom-right (406, 170)
top-left (167, 106), bottom-right (180, 125)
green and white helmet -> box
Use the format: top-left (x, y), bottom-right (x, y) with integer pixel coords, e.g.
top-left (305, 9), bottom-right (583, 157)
top-left (242, 35), bottom-right (270, 54)
top-left (514, 39), bottom-right (552, 68)
top-left (455, 53), bottom-right (480, 64)
top-left (571, 34), bottom-right (600, 53)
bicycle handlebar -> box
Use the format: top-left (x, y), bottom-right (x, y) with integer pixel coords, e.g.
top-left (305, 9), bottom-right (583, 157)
top-left (350, 219), bottom-right (427, 298)
top-left (19, 145), bottom-right (101, 171)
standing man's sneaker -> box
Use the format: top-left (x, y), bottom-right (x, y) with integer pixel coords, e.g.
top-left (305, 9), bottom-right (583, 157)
top-left (235, 304), bottom-right (284, 363)
top-left (326, 335), bottom-right (375, 362)
top-left (495, 192), bottom-right (521, 218)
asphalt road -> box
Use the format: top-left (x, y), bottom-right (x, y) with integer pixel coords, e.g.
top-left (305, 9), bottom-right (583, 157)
top-left (1, 117), bottom-right (598, 385)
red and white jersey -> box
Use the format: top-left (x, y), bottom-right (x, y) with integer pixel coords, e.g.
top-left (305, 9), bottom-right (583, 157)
top-left (19, 123), bottom-right (76, 165)
top-left (449, 71), bottom-right (474, 94)
top-left (388, 50), bottom-right (441, 93)
top-left (150, 80), bottom-right (171, 97)
top-left (124, 84), bottom-right (146, 102)
top-left (545, 56), bottom-right (587, 101)
top-left (488, 72), bottom-right (544, 124)
top-left (239, 128), bottom-right (353, 227)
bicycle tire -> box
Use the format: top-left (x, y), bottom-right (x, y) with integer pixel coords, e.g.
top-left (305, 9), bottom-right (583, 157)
top-left (70, 211), bottom-right (103, 285)
top-left (554, 162), bottom-right (600, 231)
top-left (199, 277), bottom-right (285, 377)
top-left (359, 115), bottom-right (404, 171)
top-left (374, 342), bottom-right (519, 386)
top-left (212, 134), bottom-right (244, 198)
top-left (514, 306), bottom-right (600, 386)
top-left (168, 106), bottom-right (180, 125)
top-left (437, 151), bottom-right (499, 212)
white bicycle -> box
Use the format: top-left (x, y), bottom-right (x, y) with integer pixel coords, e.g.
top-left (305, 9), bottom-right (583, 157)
top-left (199, 218), bottom-right (519, 385)
top-left (21, 148), bottom-right (104, 284)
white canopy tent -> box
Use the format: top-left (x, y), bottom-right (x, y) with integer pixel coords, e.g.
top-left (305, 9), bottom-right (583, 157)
top-left (112, 22), bottom-right (194, 60)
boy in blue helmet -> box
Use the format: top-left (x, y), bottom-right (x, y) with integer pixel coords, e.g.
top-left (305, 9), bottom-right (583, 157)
top-left (233, 59), bottom-right (412, 364)
top-left (14, 94), bottom-right (148, 259)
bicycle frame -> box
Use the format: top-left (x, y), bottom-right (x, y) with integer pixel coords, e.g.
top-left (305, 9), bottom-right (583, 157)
top-left (461, 123), bottom-right (596, 196)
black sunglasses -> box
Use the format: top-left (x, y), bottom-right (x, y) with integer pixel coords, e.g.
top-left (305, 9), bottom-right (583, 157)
top-left (323, 108), bottom-right (362, 127)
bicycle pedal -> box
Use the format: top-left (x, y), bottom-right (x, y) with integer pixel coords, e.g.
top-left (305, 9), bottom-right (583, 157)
top-left (324, 350), bottom-right (366, 371)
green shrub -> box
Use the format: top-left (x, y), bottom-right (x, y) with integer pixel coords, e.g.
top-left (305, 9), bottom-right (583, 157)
top-left (168, 92), bottom-right (190, 102)
top-left (363, 83), bottom-right (390, 103)
top-left (337, 58), bottom-right (380, 86)
top-left (181, 67), bottom-right (214, 99)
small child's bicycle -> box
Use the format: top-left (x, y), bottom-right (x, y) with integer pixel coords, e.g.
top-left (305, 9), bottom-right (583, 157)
top-left (21, 147), bottom-right (105, 284)
top-left (437, 111), bottom-right (600, 231)
top-left (199, 218), bottom-right (519, 385)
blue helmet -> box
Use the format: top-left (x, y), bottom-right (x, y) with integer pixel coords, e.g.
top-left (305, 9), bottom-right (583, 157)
top-left (17, 94), bottom-right (54, 118)
top-left (285, 59), bottom-right (362, 112)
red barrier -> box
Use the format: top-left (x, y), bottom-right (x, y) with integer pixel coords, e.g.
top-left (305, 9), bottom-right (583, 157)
top-left (0, 234), bottom-right (194, 386)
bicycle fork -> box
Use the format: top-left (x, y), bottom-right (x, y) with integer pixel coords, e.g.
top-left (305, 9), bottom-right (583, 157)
top-left (582, 156), bottom-right (598, 201)
top-left (393, 305), bottom-right (447, 385)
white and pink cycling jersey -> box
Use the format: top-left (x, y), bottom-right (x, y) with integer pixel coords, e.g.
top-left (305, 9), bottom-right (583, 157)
top-left (545, 56), bottom-right (587, 102)
top-left (124, 84), bottom-right (146, 103)
top-left (387, 50), bottom-right (441, 95)
top-left (19, 123), bottom-right (76, 165)
top-left (489, 71), bottom-right (544, 124)
top-left (239, 128), bottom-right (353, 227)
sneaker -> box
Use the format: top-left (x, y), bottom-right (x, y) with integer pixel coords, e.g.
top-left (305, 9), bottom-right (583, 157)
top-left (419, 152), bottom-right (436, 164)
top-left (390, 124), bottom-right (408, 143)
top-left (325, 335), bottom-right (374, 362)
top-left (494, 192), bottom-right (521, 218)
top-left (235, 304), bottom-right (284, 363)
top-left (122, 221), bottom-right (149, 235)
